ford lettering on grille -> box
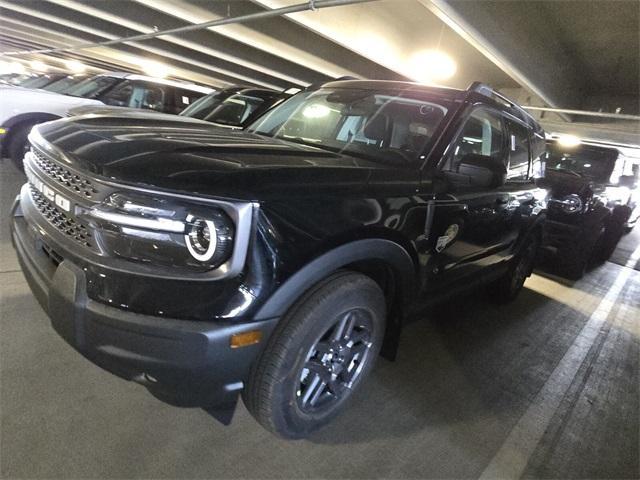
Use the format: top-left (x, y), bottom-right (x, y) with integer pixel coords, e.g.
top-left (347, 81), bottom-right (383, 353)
top-left (26, 165), bottom-right (72, 213)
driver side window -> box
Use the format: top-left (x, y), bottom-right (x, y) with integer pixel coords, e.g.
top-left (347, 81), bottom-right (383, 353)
top-left (447, 107), bottom-right (505, 171)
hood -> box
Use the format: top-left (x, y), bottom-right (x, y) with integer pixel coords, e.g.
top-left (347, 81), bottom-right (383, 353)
top-left (32, 115), bottom-right (403, 200)
top-left (0, 86), bottom-right (103, 107)
top-left (68, 105), bottom-right (168, 118)
top-left (538, 169), bottom-right (594, 198)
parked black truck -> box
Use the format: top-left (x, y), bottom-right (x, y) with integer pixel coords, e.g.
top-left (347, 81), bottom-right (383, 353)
top-left (540, 139), bottom-right (639, 279)
top-left (12, 80), bottom-right (547, 438)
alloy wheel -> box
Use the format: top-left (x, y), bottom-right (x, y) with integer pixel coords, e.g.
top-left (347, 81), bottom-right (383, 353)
top-left (296, 308), bottom-right (374, 414)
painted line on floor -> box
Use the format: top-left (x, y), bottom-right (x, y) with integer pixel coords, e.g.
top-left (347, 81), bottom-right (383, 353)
top-left (479, 243), bottom-right (640, 480)
top-left (626, 242), bottom-right (640, 269)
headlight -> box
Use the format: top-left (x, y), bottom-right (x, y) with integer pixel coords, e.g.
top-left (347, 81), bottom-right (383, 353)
top-left (559, 194), bottom-right (583, 214)
top-left (184, 213), bottom-right (233, 264)
top-left (88, 192), bottom-right (235, 271)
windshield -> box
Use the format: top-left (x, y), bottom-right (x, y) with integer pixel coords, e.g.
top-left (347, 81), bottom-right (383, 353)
top-left (64, 76), bottom-right (120, 98)
top-left (180, 91), bottom-right (226, 119)
top-left (187, 93), bottom-right (270, 126)
top-left (249, 87), bottom-right (451, 164)
top-left (545, 143), bottom-right (617, 182)
top-left (42, 75), bottom-right (87, 93)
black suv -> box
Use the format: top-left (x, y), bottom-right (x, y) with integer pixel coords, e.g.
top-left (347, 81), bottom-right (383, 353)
top-left (12, 80), bottom-right (546, 438)
top-left (540, 139), bottom-right (638, 279)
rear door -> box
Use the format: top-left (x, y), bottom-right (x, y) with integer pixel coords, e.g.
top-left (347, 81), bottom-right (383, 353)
top-left (496, 116), bottom-right (545, 252)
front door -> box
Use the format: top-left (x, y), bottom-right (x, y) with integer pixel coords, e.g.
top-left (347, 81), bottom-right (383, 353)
top-left (424, 106), bottom-right (513, 291)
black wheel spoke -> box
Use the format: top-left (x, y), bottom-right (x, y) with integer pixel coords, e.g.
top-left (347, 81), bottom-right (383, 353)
top-left (347, 329), bottom-right (369, 347)
top-left (342, 311), bottom-right (357, 340)
top-left (301, 374), bottom-right (325, 406)
top-left (308, 380), bottom-right (327, 406)
top-left (305, 359), bottom-right (332, 383)
top-left (296, 307), bottom-right (375, 414)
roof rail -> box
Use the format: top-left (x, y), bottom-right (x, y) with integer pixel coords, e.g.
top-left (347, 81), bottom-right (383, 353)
top-left (467, 81), bottom-right (539, 127)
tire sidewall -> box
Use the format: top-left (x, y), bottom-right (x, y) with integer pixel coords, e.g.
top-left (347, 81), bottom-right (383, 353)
top-left (8, 122), bottom-right (35, 169)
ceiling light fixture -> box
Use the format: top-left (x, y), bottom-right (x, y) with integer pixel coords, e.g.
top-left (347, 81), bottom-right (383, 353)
top-left (65, 60), bottom-right (86, 73)
top-left (556, 134), bottom-right (581, 148)
top-left (30, 60), bottom-right (48, 72)
top-left (407, 50), bottom-right (457, 84)
top-left (141, 60), bottom-right (170, 79)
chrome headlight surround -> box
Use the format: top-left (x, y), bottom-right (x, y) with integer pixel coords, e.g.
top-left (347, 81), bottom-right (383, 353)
top-left (88, 190), bottom-right (253, 277)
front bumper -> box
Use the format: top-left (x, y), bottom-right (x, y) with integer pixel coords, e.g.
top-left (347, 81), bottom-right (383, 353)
top-left (541, 218), bottom-right (582, 254)
top-left (11, 196), bottom-right (278, 407)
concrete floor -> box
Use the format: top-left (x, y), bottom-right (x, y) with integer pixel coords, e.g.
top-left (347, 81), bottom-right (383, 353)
top-left (1, 158), bottom-right (638, 479)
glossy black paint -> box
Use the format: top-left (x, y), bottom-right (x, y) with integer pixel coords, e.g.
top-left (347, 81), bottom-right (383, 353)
top-left (13, 80), bottom-right (547, 407)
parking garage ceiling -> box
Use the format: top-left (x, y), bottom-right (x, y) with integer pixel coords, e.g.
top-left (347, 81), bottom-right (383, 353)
top-left (0, 0), bottom-right (638, 116)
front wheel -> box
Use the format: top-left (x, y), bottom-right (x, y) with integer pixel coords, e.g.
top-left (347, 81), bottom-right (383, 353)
top-left (7, 122), bottom-right (36, 171)
top-left (243, 271), bottom-right (386, 439)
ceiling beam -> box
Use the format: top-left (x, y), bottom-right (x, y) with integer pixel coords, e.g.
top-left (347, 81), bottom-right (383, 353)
top-left (419, 0), bottom-right (583, 110)
top-left (0, 3), bottom-right (283, 88)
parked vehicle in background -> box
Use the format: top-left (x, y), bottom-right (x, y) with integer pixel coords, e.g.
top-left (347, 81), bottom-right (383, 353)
top-left (539, 139), bottom-right (639, 279)
top-left (11, 80), bottom-right (546, 438)
top-left (39, 74), bottom-right (90, 94)
top-left (180, 87), bottom-right (289, 128)
top-left (16, 73), bottom-right (69, 90)
top-left (63, 72), bottom-right (211, 114)
top-left (0, 72), bottom-right (212, 168)
top-left (69, 86), bottom-right (290, 130)
top-left (0, 72), bottom-right (39, 86)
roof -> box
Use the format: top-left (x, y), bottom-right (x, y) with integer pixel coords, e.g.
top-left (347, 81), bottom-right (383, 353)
top-left (96, 72), bottom-right (213, 94)
top-left (318, 79), bottom-right (465, 96)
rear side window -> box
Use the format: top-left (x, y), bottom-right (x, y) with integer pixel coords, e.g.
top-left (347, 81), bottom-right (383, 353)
top-left (101, 81), bottom-right (168, 111)
top-left (506, 119), bottom-right (531, 180)
top-left (101, 80), bottom-right (134, 107)
top-left (136, 83), bottom-right (167, 111)
top-left (530, 130), bottom-right (546, 178)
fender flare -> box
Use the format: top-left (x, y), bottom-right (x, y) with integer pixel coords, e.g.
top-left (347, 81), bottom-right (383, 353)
top-left (253, 238), bottom-right (416, 321)
top-left (1, 112), bottom-right (62, 131)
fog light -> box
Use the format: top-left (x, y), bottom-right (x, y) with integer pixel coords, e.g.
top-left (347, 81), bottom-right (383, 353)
top-left (230, 330), bottom-right (263, 348)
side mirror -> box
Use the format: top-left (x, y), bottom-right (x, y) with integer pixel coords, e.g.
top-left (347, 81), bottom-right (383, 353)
top-left (448, 153), bottom-right (506, 188)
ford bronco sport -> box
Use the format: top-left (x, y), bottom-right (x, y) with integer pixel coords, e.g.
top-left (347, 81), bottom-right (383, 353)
top-left (11, 80), bottom-right (546, 438)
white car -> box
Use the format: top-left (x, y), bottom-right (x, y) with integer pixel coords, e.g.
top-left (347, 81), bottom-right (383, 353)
top-left (0, 73), bottom-right (212, 167)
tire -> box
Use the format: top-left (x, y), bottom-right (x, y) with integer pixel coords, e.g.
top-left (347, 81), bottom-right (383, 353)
top-left (243, 271), bottom-right (386, 439)
top-left (7, 122), bottom-right (36, 171)
top-left (490, 234), bottom-right (540, 303)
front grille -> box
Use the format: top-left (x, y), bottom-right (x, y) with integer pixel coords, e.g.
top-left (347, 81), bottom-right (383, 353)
top-left (29, 185), bottom-right (94, 249)
top-left (31, 148), bottom-right (100, 200)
